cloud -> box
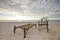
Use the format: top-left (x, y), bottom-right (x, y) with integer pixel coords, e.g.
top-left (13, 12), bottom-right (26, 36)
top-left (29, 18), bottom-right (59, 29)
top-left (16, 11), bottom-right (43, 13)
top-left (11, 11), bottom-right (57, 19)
top-left (0, 0), bottom-right (60, 20)
top-left (0, 0), bottom-right (60, 14)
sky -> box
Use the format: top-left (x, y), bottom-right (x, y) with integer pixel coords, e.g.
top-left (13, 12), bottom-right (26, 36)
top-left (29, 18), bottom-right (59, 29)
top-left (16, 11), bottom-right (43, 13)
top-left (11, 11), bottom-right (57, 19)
top-left (0, 0), bottom-right (60, 21)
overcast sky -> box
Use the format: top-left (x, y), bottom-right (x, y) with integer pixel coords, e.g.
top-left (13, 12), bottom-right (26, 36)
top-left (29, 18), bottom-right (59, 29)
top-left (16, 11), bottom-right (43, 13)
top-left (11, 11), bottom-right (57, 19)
top-left (0, 0), bottom-right (60, 20)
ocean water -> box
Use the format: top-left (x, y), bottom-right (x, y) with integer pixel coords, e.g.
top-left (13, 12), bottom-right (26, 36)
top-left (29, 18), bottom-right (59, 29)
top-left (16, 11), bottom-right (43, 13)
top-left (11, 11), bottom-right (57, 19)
top-left (0, 20), bottom-right (60, 28)
top-left (49, 20), bottom-right (60, 28)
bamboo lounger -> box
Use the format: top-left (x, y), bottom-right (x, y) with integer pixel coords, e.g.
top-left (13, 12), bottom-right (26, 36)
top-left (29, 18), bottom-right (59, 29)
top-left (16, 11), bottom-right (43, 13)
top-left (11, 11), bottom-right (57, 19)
top-left (13, 24), bottom-right (37, 38)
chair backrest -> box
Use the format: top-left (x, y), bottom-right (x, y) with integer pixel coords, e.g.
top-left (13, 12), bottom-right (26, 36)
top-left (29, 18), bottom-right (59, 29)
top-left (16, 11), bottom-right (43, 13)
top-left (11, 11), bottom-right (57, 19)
top-left (38, 18), bottom-right (48, 25)
top-left (41, 18), bottom-right (48, 24)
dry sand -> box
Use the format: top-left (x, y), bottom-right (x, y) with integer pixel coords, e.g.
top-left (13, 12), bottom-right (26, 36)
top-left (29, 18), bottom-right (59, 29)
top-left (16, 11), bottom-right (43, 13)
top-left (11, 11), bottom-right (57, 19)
top-left (0, 21), bottom-right (60, 40)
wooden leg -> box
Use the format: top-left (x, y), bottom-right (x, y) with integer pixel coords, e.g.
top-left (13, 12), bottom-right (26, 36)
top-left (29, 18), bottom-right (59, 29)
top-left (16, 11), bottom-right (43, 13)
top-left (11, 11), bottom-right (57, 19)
top-left (24, 29), bottom-right (26, 38)
top-left (24, 29), bottom-right (29, 38)
top-left (38, 24), bottom-right (42, 31)
top-left (35, 24), bottom-right (37, 28)
top-left (47, 24), bottom-right (48, 32)
top-left (14, 26), bottom-right (16, 33)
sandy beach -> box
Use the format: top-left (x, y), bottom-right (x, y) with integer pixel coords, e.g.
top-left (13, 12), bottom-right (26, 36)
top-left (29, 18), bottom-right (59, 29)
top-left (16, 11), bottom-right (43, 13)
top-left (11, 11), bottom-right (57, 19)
top-left (0, 20), bottom-right (60, 40)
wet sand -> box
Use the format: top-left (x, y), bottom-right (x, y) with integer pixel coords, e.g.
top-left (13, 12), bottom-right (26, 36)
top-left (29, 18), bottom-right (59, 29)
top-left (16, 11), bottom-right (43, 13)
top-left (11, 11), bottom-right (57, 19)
top-left (0, 21), bottom-right (60, 40)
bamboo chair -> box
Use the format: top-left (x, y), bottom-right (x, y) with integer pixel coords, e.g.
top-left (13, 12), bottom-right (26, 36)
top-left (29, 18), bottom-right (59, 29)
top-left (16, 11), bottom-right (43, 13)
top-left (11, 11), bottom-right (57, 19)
top-left (38, 18), bottom-right (49, 32)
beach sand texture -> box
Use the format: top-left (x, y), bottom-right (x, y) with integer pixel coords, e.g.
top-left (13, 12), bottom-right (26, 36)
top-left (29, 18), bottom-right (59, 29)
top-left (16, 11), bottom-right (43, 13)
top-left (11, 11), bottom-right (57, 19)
top-left (0, 21), bottom-right (60, 40)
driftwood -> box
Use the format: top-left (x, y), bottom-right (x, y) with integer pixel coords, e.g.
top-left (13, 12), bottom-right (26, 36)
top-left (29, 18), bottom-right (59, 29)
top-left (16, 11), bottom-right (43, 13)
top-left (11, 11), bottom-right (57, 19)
top-left (38, 18), bottom-right (49, 32)
top-left (13, 24), bottom-right (37, 38)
